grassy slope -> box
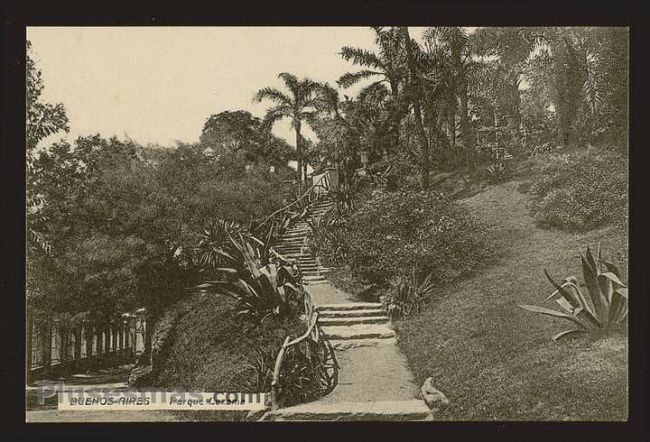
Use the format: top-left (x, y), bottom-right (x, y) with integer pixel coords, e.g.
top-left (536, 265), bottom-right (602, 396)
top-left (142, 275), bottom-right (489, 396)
top-left (395, 180), bottom-right (628, 421)
top-left (149, 293), bottom-right (303, 421)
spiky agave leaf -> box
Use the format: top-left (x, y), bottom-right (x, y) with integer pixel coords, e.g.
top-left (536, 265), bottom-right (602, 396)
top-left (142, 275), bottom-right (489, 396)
top-left (552, 329), bottom-right (587, 342)
top-left (580, 247), bottom-right (608, 325)
top-left (518, 304), bottom-right (587, 329)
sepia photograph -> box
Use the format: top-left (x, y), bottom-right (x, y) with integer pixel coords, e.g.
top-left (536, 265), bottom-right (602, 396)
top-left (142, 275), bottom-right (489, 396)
top-left (23, 25), bottom-right (630, 423)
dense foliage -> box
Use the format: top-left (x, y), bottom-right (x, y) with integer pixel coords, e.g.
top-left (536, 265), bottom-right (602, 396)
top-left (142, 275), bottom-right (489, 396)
top-left (528, 150), bottom-right (628, 231)
top-left (344, 191), bottom-right (495, 284)
top-left (195, 234), bottom-right (305, 326)
top-left (26, 43), bottom-right (295, 332)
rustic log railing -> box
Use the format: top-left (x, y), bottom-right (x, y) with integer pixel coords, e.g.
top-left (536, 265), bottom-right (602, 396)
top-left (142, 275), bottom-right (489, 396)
top-left (269, 284), bottom-right (338, 410)
top-left (252, 171), bottom-right (331, 239)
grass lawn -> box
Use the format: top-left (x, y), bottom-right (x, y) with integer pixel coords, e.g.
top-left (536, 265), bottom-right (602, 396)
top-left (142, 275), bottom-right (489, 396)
top-left (395, 179), bottom-right (628, 421)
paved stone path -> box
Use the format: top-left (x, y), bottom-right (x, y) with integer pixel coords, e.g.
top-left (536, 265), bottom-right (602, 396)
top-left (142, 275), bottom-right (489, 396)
top-left (264, 199), bottom-right (430, 421)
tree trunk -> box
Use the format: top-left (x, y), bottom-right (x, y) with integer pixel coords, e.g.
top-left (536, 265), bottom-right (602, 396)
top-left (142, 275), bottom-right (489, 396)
top-left (447, 109), bottom-right (456, 149)
top-left (552, 36), bottom-right (585, 147)
top-left (402, 27), bottom-right (430, 190)
top-left (452, 45), bottom-right (474, 150)
top-left (458, 82), bottom-right (474, 148)
top-left (295, 120), bottom-right (303, 185)
top-left (26, 310), bottom-right (33, 378)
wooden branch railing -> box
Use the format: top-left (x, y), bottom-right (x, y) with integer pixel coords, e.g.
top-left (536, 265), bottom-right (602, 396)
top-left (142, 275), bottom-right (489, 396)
top-left (253, 171), bottom-right (331, 237)
top-left (270, 288), bottom-right (338, 410)
top-left (270, 311), bottom-right (319, 410)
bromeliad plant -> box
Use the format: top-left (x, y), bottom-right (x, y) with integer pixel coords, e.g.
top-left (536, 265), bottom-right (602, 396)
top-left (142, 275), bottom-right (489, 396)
top-left (485, 159), bottom-right (511, 183)
top-left (194, 219), bottom-right (241, 271)
top-left (196, 233), bottom-right (305, 325)
top-left (384, 269), bottom-right (436, 319)
top-left (519, 246), bottom-right (628, 342)
top-left (305, 215), bottom-right (348, 264)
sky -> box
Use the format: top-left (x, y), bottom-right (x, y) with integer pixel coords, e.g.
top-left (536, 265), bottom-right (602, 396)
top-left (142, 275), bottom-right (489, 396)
top-left (27, 27), bottom-right (440, 148)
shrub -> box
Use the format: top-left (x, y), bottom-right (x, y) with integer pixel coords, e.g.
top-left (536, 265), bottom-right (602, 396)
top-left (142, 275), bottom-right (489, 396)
top-left (345, 191), bottom-right (495, 284)
top-left (528, 150), bottom-right (627, 231)
top-left (306, 207), bottom-right (350, 265)
top-left (519, 246), bottom-right (628, 341)
top-left (383, 269), bottom-right (435, 319)
top-left (485, 159), bottom-right (512, 184)
top-left (242, 331), bottom-right (337, 408)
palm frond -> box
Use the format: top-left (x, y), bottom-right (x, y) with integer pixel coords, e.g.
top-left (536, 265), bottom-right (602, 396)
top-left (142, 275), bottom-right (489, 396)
top-left (253, 87), bottom-right (293, 106)
top-left (337, 70), bottom-right (385, 88)
top-left (261, 105), bottom-right (291, 130)
top-left (340, 46), bottom-right (385, 70)
top-left (278, 72), bottom-right (299, 91)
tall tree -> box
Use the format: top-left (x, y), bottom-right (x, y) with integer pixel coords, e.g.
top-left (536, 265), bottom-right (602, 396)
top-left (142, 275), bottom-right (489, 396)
top-left (338, 27), bottom-right (407, 156)
top-left (401, 27), bottom-right (430, 190)
top-left (470, 27), bottom-right (543, 132)
top-left (424, 27), bottom-right (476, 149)
top-left (26, 40), bottom-right (70, 313)
top-left (199, 110), bottom-right (293, 168)
top-left (254, 73), bottom-right (319, 184)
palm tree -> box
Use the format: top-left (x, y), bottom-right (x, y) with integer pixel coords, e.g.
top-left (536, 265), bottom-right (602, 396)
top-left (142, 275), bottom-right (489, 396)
top-left (424, 27), bottom-right (476, 149)
top-left (254, 72), bottom-right (320, 184)
top-left (470, 27), bottom-right (545, 133)
top-left (401, 27), bottom-right (430, 190)
top-left (338, 27), bottom-right (407, 156)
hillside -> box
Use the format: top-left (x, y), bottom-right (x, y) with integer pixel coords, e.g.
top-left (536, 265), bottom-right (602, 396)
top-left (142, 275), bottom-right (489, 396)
top-left (395, 180), bottom-right (628, 420)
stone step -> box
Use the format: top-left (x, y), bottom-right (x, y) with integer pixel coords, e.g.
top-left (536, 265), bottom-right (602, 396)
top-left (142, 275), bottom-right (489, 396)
top-left (282, 229), bottom-right (310, 234)
top-left (329, 337), bottom-right (398, 350)
top-left (319, 308), bottom-right (385, 318)
top-left (321, 323), bottom-right (395, 340)
top-left (303, 275), bottom-right (327, 282)
top-left (281, 233), bottom-right (309, 239)
top-left (260, 400), bottom-right (431, 421)
top-left (316, 302), bottom-right (383, 312)
top-left (304, 280), bottom-right (328, 286)
top-left (318, 316), bottom-right (389, 326)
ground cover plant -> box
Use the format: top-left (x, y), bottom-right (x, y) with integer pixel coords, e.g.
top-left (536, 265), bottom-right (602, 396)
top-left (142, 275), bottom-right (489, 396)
top-left (528, 149), bottom-right (627, 232)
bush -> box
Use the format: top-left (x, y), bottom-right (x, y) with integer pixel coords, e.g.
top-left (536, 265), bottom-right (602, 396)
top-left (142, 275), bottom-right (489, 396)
top-left (383, 269), bottom-right (435, 319)
top-left (345, 191), bottom-right (495, 284)
top-left (528, 150), bottom-right (627, 232)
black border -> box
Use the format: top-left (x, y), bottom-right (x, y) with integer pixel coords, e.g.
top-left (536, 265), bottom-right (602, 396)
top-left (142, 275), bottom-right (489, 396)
top-left (2, 1), bottom-right (648, 441)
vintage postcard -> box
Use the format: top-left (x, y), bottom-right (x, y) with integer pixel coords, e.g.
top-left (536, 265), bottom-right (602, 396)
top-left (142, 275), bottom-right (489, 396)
top-left (25, 26), bottom-right (629, 423)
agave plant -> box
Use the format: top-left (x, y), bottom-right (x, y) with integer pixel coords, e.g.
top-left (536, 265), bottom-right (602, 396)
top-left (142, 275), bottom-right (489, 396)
top-left (196, 234), bottom-right (304, 324)
top-left (194, 219), bottom-right (241, 270)
top-left (519, 246), bottom-right (628, 341)
top-left (485, 160), bottom-right (510, 183)
top-left (384, 269), bottom-right (436, 319)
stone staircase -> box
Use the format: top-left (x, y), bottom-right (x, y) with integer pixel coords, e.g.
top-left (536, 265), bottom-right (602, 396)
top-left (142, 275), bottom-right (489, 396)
top-left (262, 193), bottom-right (431, 421)
top-left (317, 302), bottom-right (395, 343)
top-left (273, 198), bottom-right (334, 285)
top-left (262, 300), bottom-right (431, 421)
